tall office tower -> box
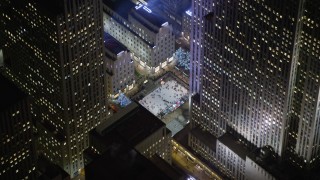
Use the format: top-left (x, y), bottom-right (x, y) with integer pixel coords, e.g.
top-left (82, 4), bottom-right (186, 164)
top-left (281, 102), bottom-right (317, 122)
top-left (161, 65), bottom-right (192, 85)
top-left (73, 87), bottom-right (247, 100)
top-left (0, 0), bottom-right (108, 177)
top-left (286, 0), bottom-right (320, 167)
top-left (0, 75), bottom-right (35, 180)
top-left (190, 0), bottom-right (320, 179)
top-left (189, 0), bottom-right (213, 94)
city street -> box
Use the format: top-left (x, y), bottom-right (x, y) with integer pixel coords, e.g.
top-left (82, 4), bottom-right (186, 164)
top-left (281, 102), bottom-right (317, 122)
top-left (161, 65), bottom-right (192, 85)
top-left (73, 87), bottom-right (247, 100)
top-left (172, 142), bottom-right (222, 180)
top-left (173, 149), bottom-right (216, 180)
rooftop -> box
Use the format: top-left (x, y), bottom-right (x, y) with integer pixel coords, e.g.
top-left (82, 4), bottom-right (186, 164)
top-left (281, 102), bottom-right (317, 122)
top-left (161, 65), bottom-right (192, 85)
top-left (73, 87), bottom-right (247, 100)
top-left (94, 102), bottom-right (165, 147)
top-left (102, 1), bottom-right (155, 47)
top-left (247, 147), bottom-right (320, 180)
top-left (150, 155), bottom-right (187, 180)
top-left (37, 155), bottom-right (70, 180)
top-left (102, 0), bottom-right (135, 19)
top-left (218, 133), bottom-right (251, 160)
top-left (85, 144), bottom-right (172, 180)
top-left (97, 102), bottom-right (139, 134)
top-left (190, 126), bottom-right (217, 151)
top-left (130, 11), bottom-right (158, 33)
top-left (104, 32), bottom-right (127, 55)
top-left (177, 1), bottom-right (192, 16)
top-left (35, 0), bottom-right (65, 18)
top-left (133, 5), bottom-right (167, 29)
top-left (116, 107), bottom-right (164, 146)
top-left (0, 75), bottom-right (27, 111)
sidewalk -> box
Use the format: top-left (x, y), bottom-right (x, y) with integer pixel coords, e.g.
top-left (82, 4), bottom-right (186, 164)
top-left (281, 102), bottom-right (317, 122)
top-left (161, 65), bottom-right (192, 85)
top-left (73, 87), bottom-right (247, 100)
top-left (134, 57), bottom-right (178, 80)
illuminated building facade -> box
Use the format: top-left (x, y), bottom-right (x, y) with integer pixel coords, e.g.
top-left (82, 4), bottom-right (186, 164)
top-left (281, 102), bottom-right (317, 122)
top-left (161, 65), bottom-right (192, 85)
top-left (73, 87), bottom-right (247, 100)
top-left (286, 0), bottom-right (320, 167)
top-left (104, 33), bottom-right (135, 98)
top-left (0, 75), bottom-right (35, 180)
top-left (189, 0), bottom-right (213, 94)
top-left (190, 0), bottom-right (320, 179)
top-left (0, 0), bottom-right (108, 177)
top-left (103, 0), bottom-right (175, 73)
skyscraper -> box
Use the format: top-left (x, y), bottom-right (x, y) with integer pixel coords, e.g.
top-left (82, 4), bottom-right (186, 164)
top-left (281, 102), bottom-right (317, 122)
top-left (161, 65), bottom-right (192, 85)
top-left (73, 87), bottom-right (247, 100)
top-left (189, 0), bottom-right (213, 94)
top-left (189, 0), bottom-right (320, 178)
top-left (286, 0), bottom-right (320, 167)
top-left (0, 75), bottom-right (35, 180)
top-left (0, 0), bottom-right (108, 177)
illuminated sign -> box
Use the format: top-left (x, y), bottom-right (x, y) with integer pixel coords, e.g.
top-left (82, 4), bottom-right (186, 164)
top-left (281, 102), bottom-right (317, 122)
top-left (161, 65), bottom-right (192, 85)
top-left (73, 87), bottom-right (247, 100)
top-left (135, 3), bottom-right (143, 9)
top-left (143, 6), bottom-right (152, 13)
top-left (161, 22), bottom-right (168, 26)
top-left (186, 10), bottom-right (192, 16)
top-left (135, 3), bottom-right (152, 13)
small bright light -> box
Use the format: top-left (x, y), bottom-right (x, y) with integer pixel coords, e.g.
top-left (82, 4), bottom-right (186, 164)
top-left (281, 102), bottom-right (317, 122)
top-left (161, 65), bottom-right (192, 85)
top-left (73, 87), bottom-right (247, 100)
top-left (187, 176), bottom-right (196, 180)
top-left (143, 6), bottom-right (152, 13)
top-left (186, 10), bottom-right (192, 16)
top-left (161, 22), bottom-right (168, 27)
top-left (117, 51), bottom-right (124, 56)
top-left (135, 3), bottom-right (143, 9)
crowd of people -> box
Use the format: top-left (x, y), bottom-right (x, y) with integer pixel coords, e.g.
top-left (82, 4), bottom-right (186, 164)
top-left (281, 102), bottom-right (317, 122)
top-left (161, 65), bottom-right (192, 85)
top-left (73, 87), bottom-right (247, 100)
top-left (139, 80), bottom-right (188, 117)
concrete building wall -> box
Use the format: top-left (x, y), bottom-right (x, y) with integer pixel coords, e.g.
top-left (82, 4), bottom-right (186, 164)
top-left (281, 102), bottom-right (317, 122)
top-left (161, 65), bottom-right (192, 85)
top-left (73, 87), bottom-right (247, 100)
top-left (154, 24), bottom-right (175, 69)
top-left (105, 50), bottom-right (135, 97)
top-left (245, 157), bottom-right (275, 180)
top-left (188, 133), bottom-right (217, 164)
top-left (135, 126), bottom-right (172, 164)
top-left (216, 141), bottom-right (246, 180)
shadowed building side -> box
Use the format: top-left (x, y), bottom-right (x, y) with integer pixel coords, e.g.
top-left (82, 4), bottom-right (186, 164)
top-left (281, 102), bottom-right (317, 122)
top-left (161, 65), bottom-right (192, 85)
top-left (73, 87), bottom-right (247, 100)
top-left (0, 0), bottom-right (109, 177)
